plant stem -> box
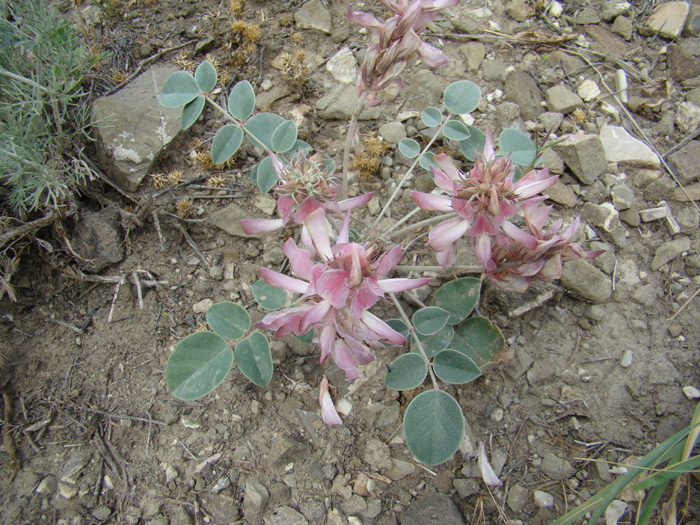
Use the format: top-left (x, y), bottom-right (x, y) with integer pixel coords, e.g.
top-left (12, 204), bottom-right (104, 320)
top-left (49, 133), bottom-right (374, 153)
top-left (0, 68), bottom-right (48, 93)
top-left (205, 97), bottom-right (268, 152)
top-left (387, 212), bottom-right (456, 239)
top-left (371, 123), bottom-right (444, 230)
top-left (341, 89), bottom-right (370, 201)
top-left (392, 264), bottom-right (482, 273)
top-left (389, 292), bottom-right (439, 391)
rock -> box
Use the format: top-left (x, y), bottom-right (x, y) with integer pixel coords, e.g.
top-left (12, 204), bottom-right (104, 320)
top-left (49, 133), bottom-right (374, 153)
top-left (605, 500), bottom-right (628, 524)
top-left (363, 402), bottom-right (400, 428)
top-left (611, 16), bottom-right (634, 40)
top-left (553, 135), bottom-right (607, 185)
top-left (576, 7), bottom-right (601, 24)
top-left (539, 111), bottom-right (565, 132)
top-left (59, 482), bottom-right (78, 499)
top-left (362, 498), bottom-right (382, 519)
top-left (577, 79), bottom-right (600, 102)
top-left (460, 42), bottom-right (486, 72)
top-left (507, 484), bottom-right (529, 512)
top-left (544, 181), bottom-right (576, 207)
top-left (683, 386), bottom-right (700, 399)
top-left (94, 66), bottom-right (183, 192)
top-left (453, 478), bottom-right (479, 499)
top-left (340, 494), bottom-right (367, 516)
top-left (326, 47), bottom-right (356, 84)
top-left (581, 202), bottom-right (621, 234)
top-left (192, 299), bottom-right (212, 314)
top-left (93, 506), bottom-right (112, 521)
top-left (602, 1), bottom-right (632, 22)
top-left (527, 360), bottom-right (556, 384)
top-left (675, 102), bottom-right (700, 134)
top-left (172, 506), bottom-right (194, 525)
top-left (677, 206), bottom-right (699, 230)
top-left (685, 5), bottom-right (700, 36)
top-left (586, 25), bottom-right (629, 60)
top-left (14, 470), bottom-right (40, 495)
top-left (619, 208), bottom-right (641, 227)
top-left (651, 237), bottom-right (691, 270)
top-left (61, 450), bottom-right (93, 483)
top-left (667, 44), bottom-right (700, 82)
top-left (35, 475), bottom-right (57, 495)
top-left (546, 85), bottom-right (583, 114)
top-left (668, 141), bottom-right (700, 184)
top-left (268, 436), bottom-right (311, 470)
top-left (580, 180), bottom-right (610, 204)
top-left (253, 193), bottom-right (277, 215)
top-left (534, 490), bottom-right (554, 508)
top-left (674, 182), bottom-right (700, 201)
top-left (483, 59), bottom-right (507, 82)
top-left (265, 506), bottom-right (308, 525)
top-left (611, 183), bottom-right (635, 210)
top-left (401, 493), bottom-right (464, 525)
top-left (560, 259), bottom-right (612, 302)
top-left (590, 241), bottom-right (616, 274)
top-left (384, 458), bottom-right (416, 480)
top-left (210, 204), bottom-right (262, 238)
top-left (505, 349), bottom-right (534, 380)
top-left (645, 177), bottom-right (676, 201)
top-left (405, 70), bottom-right (447, 109)
top-left (599, 125), bottom-right (660, 168)
top-left (541, 451), bottom-right (575, 479)
top-left (620, 350), bottom-right (633, 368)
top-left (506, 0), bottom-right (532, 22)
top-left (71, 208), bottom-right (125, 272)
top-left (632, 284), bottom-right (659, 307)
top-left (299, 500), bottom-right (325, 522)
top-left (294, 0), bottom-right (331, 33)
top-left (505, 71), bottom-right (545, 120)
top-left (646, 2), bottom-right (689, 39)
top-left (378, 121), bottom-right (406, 144)
top-left (316, 84), bottom-right (381, 120)
top-left (362, 438), bottom-right (392, 471)
top-left (244, 479), bottom-right (270, 524)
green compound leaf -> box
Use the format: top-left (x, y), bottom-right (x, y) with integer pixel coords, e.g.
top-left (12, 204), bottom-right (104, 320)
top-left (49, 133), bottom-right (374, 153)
top-left (289, 139), bottom-right (312, 156)
top-left (385, 353), bottom-right (427, 391)
top-left (250, 161), bottom-right (259, 185)
top-left (246, 112), bottom-right (285, 150)
top-left (211, 124), bottom-right (243, 165)
top-left (451, 316), bottom-right (505, 365)
top-left (228, 79), bottom-right (256, 120)
top-left (256, 156), bottom-right (279, 194)
top-left (294, 330), bottom-right (314, 344)
top-left (166, 331), bottom-right (234, 401)
top-left (421, 107), bottom-right (443, 128)
top-left (411, 324), bottom-right (454, 358)
top-left (499, 128), bottom-right (537, 166)
top-left (252, 279), bottom-right (287, 311)
top-left (382, 318), bottom-right (409, 347)
top-left (181, 95), bottom-right (205, 130)
top-left (206, 301), bottom-right (251, 340)
top-left (398, 138), bottom-right (420, 159)
top-left (444, 80), bottom-right (481, 115)
top-left (419, 151), bottom-right (439, 171)
top-left (404, 390), bottom-right (464, 465)
top-left (459, 126), bottom-right (487, 161)
top-left (271, 120), bottom-right (298, 153)
top-left (433, 349), bottom-right (481, 384)
top-left (194, 60), bottom-right (217, 93)
top-left (443, 120), bottom-right (471, 141)
top-left (235, 332), bottom-right (273, 387)
top-left (432, 277), bottom-right (481, 325)
top-left (160, 71), bottom-right (200, 108)
top-left (413, 306), bottom-right (450, 336)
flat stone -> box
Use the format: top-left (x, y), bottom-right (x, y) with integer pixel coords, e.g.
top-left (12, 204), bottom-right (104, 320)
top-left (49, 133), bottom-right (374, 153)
top-left (326, 47), bottom-right (356, 84)
top-left (554, 135), bottom-right (607, 185)
top-left (384, 458), bottom-right (415, 480)
top-left (453, 478), bottom-right (480, 499)
top-left (507, 483), bottom-right (529, 512)
top-left (668, 44), bottom-right (700, 82)
top-left (611, 183), bottom-right (635, 210)
top-left (404, 70), bottom-right (447, 110)
top-left (534, 490), bottom-right (554, 508)
top-left (547, 181), bottom-right (578, 207)
top-left (646, 177), bottom-right (676, 201)
top-left (605, 500), bottom-right (628, 524)
top-left (71, 208), bottom-right (125, 272)
top-left (363, 402), bottom-right (400, 428)
top-left (590, 241), bottom-right (616, 274)
top-left (599, 125), bottom-right (660, 168)
top-left (506, 0), bottom-right (533, 22)
top-left (668, 141), bottom-right (700, 184)
top-left (504, 349), bottom-right (534, 380)
top-left (577, 79), bottom-right (600, 101)
top-left (539, 111), bottom-right (565, 133)
top-left (540, 451), bottom-right (575, 479)
top-left (253, 193), bottom-right (277, 215)
top-left (93, 66), bottom-right (183, 192)
top-left (378, 121), bottom-right (407, 144)
top-left (315, 84), bottom-right (381, 120)
top-left (586, 25), bottom-right (629, 60)
top-left (651, 237), bottom-right (691, 270)
top-left (460, 42), bottom-right (486, 72)
top-left (546, 85), bottom-right (583, 114)
top-left (576, 7), bottom-right (601, 24)
top-left (602, 1), bottom-right (632, 22)
top-left (209, 204), bottom-right (262, 238)
top-left (244, 479), bottom-right (269, 524)
top-left (401, 493), bottom-right (464, 525)
top-left (294, 0), bottom-right (332, 33)
top-left (674, 182), bottom-right (700, 201)
top-left (505, 71), bottom-right (545, 120)
top-left (268, 436), bottom-right (311, 470)
top-left (646, 2), bottom-right (689, 39)
top-left (685, 5), bottom-right (700, 36)
top-left (61, 450), bottom-right (93, 483)
top-left (560, 259), bottom-right (612, 302)
top-left (483, 59), bottom-right (507, 82)
top-left (362, 438), bottom-right (392, 471)
top-left (676, 102), bottom-right (700, 134)
top-left (265, 506), bottom-right (308, 525)
top-left (612, 15), bottom-right (634, 40)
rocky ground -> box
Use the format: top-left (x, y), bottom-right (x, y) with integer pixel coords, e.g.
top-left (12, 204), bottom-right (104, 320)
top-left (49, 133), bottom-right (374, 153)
top-left (1, 0), bottom-right (700, 523)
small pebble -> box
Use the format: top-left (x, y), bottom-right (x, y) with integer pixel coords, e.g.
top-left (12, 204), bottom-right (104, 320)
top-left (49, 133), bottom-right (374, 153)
top-left (683, 386), bottom-right (700, 400)
top-left (620, 350), bottom-right (633, 368)
top-left (490, 407), bottom-right (504, 422)
top-left (534, 490), bottom-right (554, 508)
top-left (668, 323), bottom-right (682, 338)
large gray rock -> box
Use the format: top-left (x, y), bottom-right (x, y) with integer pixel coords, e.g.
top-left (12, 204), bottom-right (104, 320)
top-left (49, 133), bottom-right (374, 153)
top-left (667, 44), bottom-right (700, 82)
top-left (315, 84), bottom-right (381, 120)
top-left (553, 135), bottom-right (607, 185)
top-left (401, 493), bottom-right (464, 525)
top-left (505, 71), bottom-right (545, 120)
top-left (243, 479), bottom-right (269, 525)
top-left (646, 1), bottom-right (689, 39)
top-left (71, 208), bottom-right (125, 272)
top-left (93, 66), bottom-right (183, 192)
top-left (668, 140), bottom-right (700, 184)
top-left (294, 0), bottom-right (332, 34)
top-left (599, 125), bottom-right (660, 168)
top-left (560, 259), bottom-right (612, 302)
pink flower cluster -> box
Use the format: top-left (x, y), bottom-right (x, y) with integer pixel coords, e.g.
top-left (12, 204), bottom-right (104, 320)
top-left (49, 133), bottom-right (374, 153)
top-left (348, 0), bottom-right (459, 95)
top-left (256, 209), bottom-right (430, 383)
top-left (411, 130), bottom-right (600, 291)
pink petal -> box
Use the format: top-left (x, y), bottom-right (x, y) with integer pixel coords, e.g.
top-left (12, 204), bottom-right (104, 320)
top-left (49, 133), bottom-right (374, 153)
top-left (375, 245), bottom-right (403, 277)
top-left (332, 340), bottom-right (361, 380)
top-left (261, 267), bottom-right (309, 294)
top-left (315, 269), bottom-right (350, 309)
top-left (268, 149), bottom-right (285, 176)
top-left (477, 443), bottom-right (503, 487)
top-left (319, 377), bottom-right (343, 426)
top-left (483, 128), bottom-right (495, 161)
top-left (377, 277), bottom-right (432, 293)
top-left (411, 191), bottom-right (453, 212)
top-left (502, 221), bottom-right (538, 251)
top-left (347, 9), bottom-right (385, 31)
top-left (304, 208), bottom-right (333, 260)
top-left (282, 238), bottom-right (314, 281)
top-left (319, 324), bottom-right (335, 364)
top-left (300, 300), bottom-right (332, 332)
top-left (338, 192), bottom-right (373, 212)
top-left (433, 153), bottom-right (462, 182)
top-left (361, 311), bottom-right (405, 345)
top-left (424, 0), bottom-right (460, 9)
top-left (295, 197), bottom-right (322, 225)
top-left (514, 171), bottom-right (558, 199)
top-left (474, 234), bottom-right (496, 272)
top-left (417, 41), bottom-right (448, 67)
top-left (428, 217), bottom-right (470, 252)
top-left (240, 218), bottom-right (284, 235)
top-left (277, 196), bottom-right (295, 225)
top-left (338, 211), bottom-right (350, 245)
top-left (436, 244), bottom-right (457, 270)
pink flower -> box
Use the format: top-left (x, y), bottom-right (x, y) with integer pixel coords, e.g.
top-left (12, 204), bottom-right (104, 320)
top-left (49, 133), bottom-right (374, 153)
top-left (320, 376), bottom-right (342, 425)
top-left (411, 130), bottom-right (558, 270)
top-left (348, 0), bottom-right (459, 94)
top-left (241, 150), bottom-right (372, 236)
top-left (255, 209), bottom-right (431, 381)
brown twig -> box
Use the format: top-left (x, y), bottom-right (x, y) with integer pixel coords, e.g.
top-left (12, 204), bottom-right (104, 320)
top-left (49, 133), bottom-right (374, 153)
top-left (79, 406), bottom-right (167, 427)
top-left (173, 222), bottom-right (211, 267)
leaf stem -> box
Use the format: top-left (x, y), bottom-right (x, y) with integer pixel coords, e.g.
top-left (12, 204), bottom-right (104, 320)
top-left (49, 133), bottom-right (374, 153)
top-left (387, 212), bottom-right (456, 239)
top-left (341, 89), bottom-right (370, 201)
top-left (392, 265), bottom-right (483, 273)
top-left (204, 96), bottom-right (268, 152)
top-left (389, 292), bottom-right (439, 391)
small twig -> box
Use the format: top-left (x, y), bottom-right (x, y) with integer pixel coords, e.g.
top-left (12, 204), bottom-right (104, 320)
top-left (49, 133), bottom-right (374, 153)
top-left (107, 275), bottom-right (126, 323)
top-left (132, 270), bottom-right (144, 309)
top-left (668, 287), bottom-right (700, 321)
top-left (79, 406), bottom-right (167, 427)
top-left (152, 210), bottom-right (168, 252)
top-left (173, 222), bottom-right (211, 268)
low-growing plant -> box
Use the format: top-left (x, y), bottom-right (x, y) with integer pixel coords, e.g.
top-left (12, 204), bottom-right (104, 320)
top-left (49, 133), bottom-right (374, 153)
top-left (159, 0), bottom-right (601, 467)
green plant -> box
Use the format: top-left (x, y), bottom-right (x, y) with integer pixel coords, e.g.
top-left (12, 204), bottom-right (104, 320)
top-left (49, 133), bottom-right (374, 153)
top-left (554, 402), bottom-right (700, 524)
top-left (0, 0), bottom-right (102, 216)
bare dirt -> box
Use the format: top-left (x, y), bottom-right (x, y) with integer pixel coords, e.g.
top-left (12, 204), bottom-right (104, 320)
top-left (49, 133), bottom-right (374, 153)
top-left (1, 0), bottom-right (699, 524)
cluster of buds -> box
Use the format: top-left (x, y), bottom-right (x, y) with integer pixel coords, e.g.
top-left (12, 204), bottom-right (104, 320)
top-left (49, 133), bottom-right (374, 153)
top-left (255, 209), bottom-right (431, 423)
top-left (241, 150), bottom-right (372, 238)
top-left (348, 0), bottom-right (459, 96)
top-left (411, 130), bottom-right (600, 290)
